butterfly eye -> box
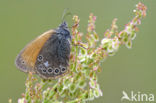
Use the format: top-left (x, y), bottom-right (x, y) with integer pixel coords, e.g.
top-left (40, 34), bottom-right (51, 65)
top-left (54, 68), bottom-right (60, 75)
top-left (47, 67), bottom-right (53, 74)
top-left (38, 55), bottom-right (43, 61)
top-left (61, 67), bottom-right (67, 73)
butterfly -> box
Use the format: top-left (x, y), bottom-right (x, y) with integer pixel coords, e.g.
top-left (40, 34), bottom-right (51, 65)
top-left (15, 21), bottom-right (71, 79)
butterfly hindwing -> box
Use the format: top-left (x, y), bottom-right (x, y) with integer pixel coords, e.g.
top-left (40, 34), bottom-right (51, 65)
top-left (35, 33), bottom-right (71, 79)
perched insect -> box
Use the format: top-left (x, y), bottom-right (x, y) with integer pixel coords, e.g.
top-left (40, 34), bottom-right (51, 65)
top-left (15, 21), bottom-right (71, 79)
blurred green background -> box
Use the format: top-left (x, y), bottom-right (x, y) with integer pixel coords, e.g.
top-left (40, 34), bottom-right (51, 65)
top-left (0, 0), bottom-right (155, 103)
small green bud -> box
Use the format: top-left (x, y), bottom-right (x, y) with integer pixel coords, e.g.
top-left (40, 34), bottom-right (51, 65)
top-left (123, 33), bottom-right (128, 42)
top-left (80, 48), bottom-right (87, 55)
top-left (93, 32), bottom-right (99, 41)
top-left (81, 91), bottom-right (89, 100)
top-left (88, 89), bottom-right (94, 101)
top-left (60, 89), bottom-right (67, 98)
top-left (107, 45), bottom-right (114, 53)
top-left (78, 79), bottom-right (86, 89)
top-left (69, 83), bottom-right (77, 93)
top-left (130, 31), bottom-right (136, 40)
top-left (126, 39), bottom-right (132, 48)
top-left (89, 79), bottom-right (96, 88)
top-left (58, 84), bottom-right (64, 94)
top-left (75, 72), bottom-right (82, 81)
top-left (63, 78), bottom-right (70, 88)
top-left (94, 89), bottom-right (100, 98)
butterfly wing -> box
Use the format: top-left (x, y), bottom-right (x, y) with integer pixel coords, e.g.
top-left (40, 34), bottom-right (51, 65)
top-left (15, 30), bottom-right (55, 73)
top-left (35, 33), bottom-right (71, 79)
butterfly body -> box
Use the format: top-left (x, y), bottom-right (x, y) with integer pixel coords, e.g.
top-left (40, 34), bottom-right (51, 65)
top-left (15, 22), bottom-right (71, 79)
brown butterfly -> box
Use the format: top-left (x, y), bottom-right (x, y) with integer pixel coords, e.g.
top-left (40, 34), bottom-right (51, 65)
top-left (15, 21), bottom-right (71, 79)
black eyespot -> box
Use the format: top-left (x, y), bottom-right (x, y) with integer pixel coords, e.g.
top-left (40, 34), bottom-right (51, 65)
top-left (48, 69), bottom-right (52, 72)
top-left (61, 67), bottom-right (66, 73)
top-left (55, 69), bottom-right (59, 73)
top-left (54, 68), bottom-right (60, 74)
top-left (47, 67), bottom-right (53, 74)
top-left (38, 55), bottom-right (43, 61)
top-left (42, 69), bottom-right (46, 74)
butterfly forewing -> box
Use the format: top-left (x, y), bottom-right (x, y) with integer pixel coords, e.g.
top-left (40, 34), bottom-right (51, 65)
top-left (15, 30), bottom-right (55, 73)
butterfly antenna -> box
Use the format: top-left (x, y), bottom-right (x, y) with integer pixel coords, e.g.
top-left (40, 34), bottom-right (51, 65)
top-left (61, 8), bottom-right (72, 23)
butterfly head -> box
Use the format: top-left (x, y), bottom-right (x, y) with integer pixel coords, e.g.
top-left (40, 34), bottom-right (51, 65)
top-left (59, 21), bottom-right (68, 29)
top-left (56, 21), bottom-right (71, 40)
